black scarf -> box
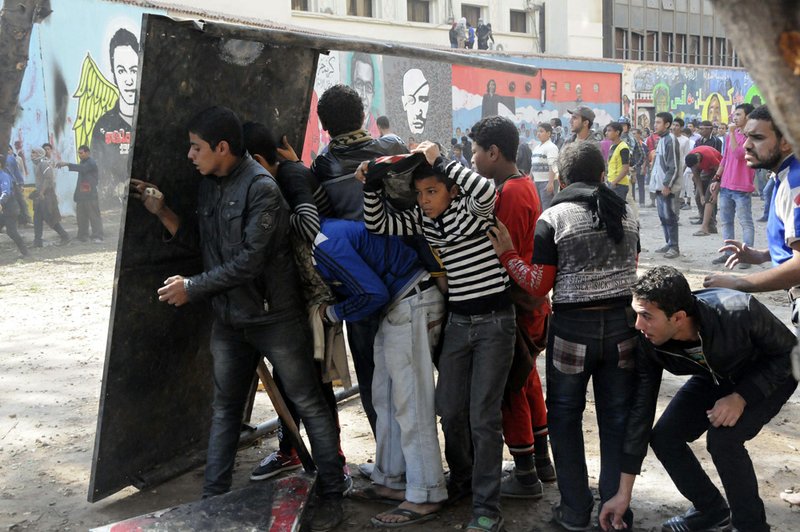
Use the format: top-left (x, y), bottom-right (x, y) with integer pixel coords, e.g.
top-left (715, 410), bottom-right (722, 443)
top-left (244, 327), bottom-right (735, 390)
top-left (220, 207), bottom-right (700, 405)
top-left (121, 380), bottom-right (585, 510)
top-left (551, 181), bottom-right (628, 243)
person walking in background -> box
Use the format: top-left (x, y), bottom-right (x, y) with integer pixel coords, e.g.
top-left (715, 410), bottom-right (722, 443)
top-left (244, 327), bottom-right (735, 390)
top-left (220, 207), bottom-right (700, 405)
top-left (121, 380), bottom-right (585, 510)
top-left (530, 123), bottom-right (559, 210)
top-left (30, 147), bottom-right (70, 247)
top-left (57, 145), bottom-right (104, 243)
top-left (0, 156), bottom-right (29, 257)
top-left (649, 112), bottom-right (682, 259)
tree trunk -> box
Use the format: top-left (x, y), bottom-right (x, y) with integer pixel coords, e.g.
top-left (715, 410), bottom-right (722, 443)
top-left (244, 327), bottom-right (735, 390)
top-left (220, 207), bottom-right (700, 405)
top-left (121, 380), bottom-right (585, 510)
top-left (712, 0), bottom-right (800, 152)
top-left (0, 0), bottom-right (51, 151)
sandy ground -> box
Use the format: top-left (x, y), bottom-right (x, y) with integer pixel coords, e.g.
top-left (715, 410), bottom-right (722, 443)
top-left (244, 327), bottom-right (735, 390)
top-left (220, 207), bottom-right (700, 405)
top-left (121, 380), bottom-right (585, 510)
top-left (1, 198), bottom-right (800, 531)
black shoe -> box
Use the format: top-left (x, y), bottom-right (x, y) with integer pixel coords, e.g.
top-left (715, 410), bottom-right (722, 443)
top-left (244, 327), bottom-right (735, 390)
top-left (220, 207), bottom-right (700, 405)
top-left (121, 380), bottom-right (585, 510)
top-left (756, 216), bottom-right (768, 222)
top-left (309, 496), bottom-right (343, 532)
top-left (33, 240), bottom-right (43, 248)
top-left (711, 254), bottom-right (730, 265)
top-left (655, 245), bottom-right (671, 253)
top-left (552, 503), bottom-right (591, 531)
top-left (661, 506), bottom-right (731, 531)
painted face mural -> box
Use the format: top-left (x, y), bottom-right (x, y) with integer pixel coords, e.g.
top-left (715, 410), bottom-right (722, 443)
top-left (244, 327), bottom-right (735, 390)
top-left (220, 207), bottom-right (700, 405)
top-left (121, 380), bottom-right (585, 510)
top-left (403, 68), bottom-right (429, 135)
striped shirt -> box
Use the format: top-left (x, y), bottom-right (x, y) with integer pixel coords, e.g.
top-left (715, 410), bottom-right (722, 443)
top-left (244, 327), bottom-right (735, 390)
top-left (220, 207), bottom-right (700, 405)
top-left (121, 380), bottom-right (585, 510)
top-left (364, 159), bottom-right (509, 307)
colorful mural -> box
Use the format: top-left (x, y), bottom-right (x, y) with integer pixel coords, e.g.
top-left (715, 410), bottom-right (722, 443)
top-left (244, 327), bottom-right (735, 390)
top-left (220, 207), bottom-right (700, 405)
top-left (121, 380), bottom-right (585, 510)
top-left (10, 0), bottom-right (155, 214)
top-left (621, 63), bottom-right (763, 133)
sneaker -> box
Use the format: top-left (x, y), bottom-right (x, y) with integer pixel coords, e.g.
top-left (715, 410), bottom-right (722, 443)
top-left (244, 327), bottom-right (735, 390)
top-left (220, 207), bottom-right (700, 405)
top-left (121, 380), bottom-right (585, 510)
top-left (756, 216), bottom-right (768, 222)
top-left (309, 496), bottom-right (343, 532)
top-left (738, 263), bottom-right (751, 270)
top-left (690, 219), bottom-right (703, 225)
top-left (342, 473), bottom-right (354, 496)
top-left (250, 450), bottom-right (302, 481)
top-left (500, 472), bottom-right (543, 499)
top-left (664, 248), bottom-right (680, 259)
top-left (551, 503), bottom-right (591, 531)
top-left (655, 245), bottom-right (671, 253)
top-left (357, 462), bottom-right (374, 479)
top-left (711, 254), bottom-right (730, 265)
top-left (661, 506), bottom-right (731, 532)
top-left (536, 460), bottom-right (557, 482)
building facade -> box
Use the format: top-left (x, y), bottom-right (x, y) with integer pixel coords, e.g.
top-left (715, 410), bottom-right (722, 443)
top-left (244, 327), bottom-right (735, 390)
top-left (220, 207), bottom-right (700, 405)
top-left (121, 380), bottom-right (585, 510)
top-left (604, 0), bottom-right (740, 67)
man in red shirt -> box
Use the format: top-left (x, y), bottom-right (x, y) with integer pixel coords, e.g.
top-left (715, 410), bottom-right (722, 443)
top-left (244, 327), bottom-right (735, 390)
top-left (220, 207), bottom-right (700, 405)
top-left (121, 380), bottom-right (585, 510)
top-left (685, 145), bottom-right (722, 237)
top-left (469, 116), bottom-right (555, 499)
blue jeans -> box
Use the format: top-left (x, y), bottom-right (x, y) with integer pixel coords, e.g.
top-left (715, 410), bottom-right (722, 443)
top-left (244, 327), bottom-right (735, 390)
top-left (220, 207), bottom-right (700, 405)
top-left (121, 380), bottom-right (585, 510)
top-left (656, 192), bottom-right (680, 250)
top-left (205, 318), bottom-right (344, 498)
top-left (719, 188), bottom-right (754, 247)
top-left (535, 181), bottom-right (554, 210)
top-left (345, 314), bottom-right (381, 436)
top-left (435, 306), bottom-right (516, 518)
top-left (651, 375), bottom-right (797, 532)
top-left (372, 285), bottom-right (447, 503)
top-left (545, 306), bottom-right (638, 522)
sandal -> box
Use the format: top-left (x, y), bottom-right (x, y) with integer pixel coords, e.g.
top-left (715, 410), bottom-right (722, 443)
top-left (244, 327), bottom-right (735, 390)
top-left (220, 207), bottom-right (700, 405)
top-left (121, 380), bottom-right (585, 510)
top-left (370, 507), bottom-right (439, 528)
top-left (466, 514), bottom-right (505, 532)
top-left (348, 486), bottom-right (404, 506)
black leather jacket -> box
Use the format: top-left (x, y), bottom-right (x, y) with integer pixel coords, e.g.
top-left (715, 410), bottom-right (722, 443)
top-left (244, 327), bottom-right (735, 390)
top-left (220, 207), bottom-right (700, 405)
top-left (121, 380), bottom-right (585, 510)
top-left (622, 288), bottom-right (796, 474)
top-left (311, 135), bottom-right (408, 219)
top-left (176, 155), bottom-right (303, 328)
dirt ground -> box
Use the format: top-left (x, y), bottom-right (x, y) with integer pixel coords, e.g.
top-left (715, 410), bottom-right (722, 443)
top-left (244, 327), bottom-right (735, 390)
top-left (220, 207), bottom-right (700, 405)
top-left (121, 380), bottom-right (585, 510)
top-left (1, 198), bottom-right (800, 531)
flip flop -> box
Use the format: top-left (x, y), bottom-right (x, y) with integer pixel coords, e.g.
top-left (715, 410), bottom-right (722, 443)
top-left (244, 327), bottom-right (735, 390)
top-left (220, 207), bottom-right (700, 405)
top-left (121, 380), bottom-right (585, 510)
top-left (348, 486), bottom-right (404, 506)
top-left (370, 507), bottom-right (439, 528)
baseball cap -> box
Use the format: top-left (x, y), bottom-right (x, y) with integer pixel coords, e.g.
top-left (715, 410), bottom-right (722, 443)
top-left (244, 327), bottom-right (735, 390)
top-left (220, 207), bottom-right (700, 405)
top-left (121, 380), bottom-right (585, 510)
top-left (617, 116), bottom-right (631, 125)
top-left (568, 106), bottom-right (595, 122)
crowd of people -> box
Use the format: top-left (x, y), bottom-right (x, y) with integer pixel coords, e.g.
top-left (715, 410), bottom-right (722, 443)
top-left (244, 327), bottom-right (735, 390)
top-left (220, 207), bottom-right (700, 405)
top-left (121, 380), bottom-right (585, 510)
top-left (0, 141), bottom-right (105, 258)
top-left (122, 80), bottom-right (798, 532)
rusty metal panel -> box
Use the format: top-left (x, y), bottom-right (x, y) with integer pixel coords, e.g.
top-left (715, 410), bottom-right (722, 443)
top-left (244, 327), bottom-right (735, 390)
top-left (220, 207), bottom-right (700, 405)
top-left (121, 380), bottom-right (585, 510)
top-left (88, 14), bottom-right (320, 502)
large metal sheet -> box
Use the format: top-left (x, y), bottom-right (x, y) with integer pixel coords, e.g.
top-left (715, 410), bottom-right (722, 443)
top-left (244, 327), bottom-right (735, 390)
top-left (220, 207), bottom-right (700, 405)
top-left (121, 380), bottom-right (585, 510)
top-left (88, 14), bottom-right (319, 502)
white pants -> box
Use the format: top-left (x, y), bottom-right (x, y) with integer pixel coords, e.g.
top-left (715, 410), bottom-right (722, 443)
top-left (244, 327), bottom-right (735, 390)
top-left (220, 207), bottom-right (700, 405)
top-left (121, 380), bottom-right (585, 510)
top-left (371, 284), bottom-right (448, 503)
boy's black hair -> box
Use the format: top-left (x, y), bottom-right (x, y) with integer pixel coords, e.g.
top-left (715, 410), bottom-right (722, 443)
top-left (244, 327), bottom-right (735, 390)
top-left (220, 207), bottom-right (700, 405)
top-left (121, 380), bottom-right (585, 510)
top-left (41, 142), bottom-right (52, 150)
top-left (187, 106), bottom-right (245, 156)
top-left (558, 142), bottom-right (604, 186)
top-left (376, 115), bottom-right (390, 130)
top-left (468, 116), bottom-right (519, 162)
top-left (317, 84), bottom-right (364, 137)
top-left (537, 122), bottom-right (553, 133)
top-left (631, 265), bottom-right (695, 317)
top-left (685, 153), bottom-right (700, 168)
top-left (78, 144), bottom-right (90, 152)
top-left (606, 122), bottom-right (623, 135)
top-left (411, 161), bottom-right (456, 190)
top-left (736, 102), bottom-right (755, 116)
top-left (656, 112), bottom-right (673, 128)
top-left (242, 121), bottom-right (278, 165)
top-left (673, 117), bottom-right (685, 128)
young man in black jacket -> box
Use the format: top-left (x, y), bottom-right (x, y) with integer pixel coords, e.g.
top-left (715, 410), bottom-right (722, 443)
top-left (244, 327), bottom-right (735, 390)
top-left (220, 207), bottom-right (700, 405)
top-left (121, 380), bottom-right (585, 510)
top-left (600, 265), bottom-right (797, 532)
top-left (130, 106), bottom-right (344, 531)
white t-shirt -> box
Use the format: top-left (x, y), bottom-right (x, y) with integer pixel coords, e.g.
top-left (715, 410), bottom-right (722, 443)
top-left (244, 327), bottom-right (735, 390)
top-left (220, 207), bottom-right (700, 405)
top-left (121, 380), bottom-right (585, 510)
top-left (531, 139), bottom-right (559, 183)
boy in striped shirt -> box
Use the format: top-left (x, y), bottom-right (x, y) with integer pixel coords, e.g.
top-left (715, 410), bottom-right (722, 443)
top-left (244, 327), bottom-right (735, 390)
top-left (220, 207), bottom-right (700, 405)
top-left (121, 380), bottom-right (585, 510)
top-left (360, 141), bottom-right (515, 532)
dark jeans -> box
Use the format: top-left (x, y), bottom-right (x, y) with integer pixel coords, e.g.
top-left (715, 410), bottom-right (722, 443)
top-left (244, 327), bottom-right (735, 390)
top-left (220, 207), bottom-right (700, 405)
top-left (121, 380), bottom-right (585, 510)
top-left (205, 318), bottom-right (344, 498)
top-left (75, 197), bottom-right (103, 240)
top-left (275, 362), bottom-right (341, 459)
top-left (0, 209), bottom-right (28, 255)
top-left (546, 306), bottom-right (637, 522)
top-left (633, 169), bottom-right (646, 206)
top-left (435, 306), bottom-right (515, 518)
top-left (346, 315), bottom-right (381, 436)
top-left (33, 199), bottom-right (68, 244)
top-left (656, 192), bottom-right (680, 250)
top-left (650, 374), bottom-right (797, 532)
top-left (611, 184), bottom-right (628, 201)
top-left (13, 183), bottom-right (30, 224)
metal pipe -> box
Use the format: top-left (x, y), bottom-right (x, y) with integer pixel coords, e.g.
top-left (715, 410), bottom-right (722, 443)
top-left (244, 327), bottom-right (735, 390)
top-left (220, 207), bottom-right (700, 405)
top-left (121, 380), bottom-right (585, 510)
top-left (177, 17), bottom-right (539, 76)
top-left (241, 385), bottom-right (362, 444)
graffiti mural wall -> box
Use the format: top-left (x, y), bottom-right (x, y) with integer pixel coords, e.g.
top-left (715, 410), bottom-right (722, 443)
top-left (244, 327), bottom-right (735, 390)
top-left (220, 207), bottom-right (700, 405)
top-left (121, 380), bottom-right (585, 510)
top-left (11, 0), bottom-right (156, 214)
top-left (621, 63), bottom-right (762, 133)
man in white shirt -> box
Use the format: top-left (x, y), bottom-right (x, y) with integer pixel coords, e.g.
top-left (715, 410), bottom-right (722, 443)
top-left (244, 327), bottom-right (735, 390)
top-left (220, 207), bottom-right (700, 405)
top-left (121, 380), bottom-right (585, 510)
top-left (530, 122), bottom-right (559, 209)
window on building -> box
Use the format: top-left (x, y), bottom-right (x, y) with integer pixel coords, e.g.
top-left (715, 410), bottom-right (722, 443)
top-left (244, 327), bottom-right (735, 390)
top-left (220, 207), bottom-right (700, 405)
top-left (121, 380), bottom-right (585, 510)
top-left (615, 28), bottom-right (628, 59)
top-left (661, 33), bottom-right (673, 62)
top-left (716, 37), bottom-right (727, 65)
top-left (675, 34), bottom-right (686, 63)
top-left (461, 4), bottom-right (481, 27)
top-left (646, 32), bottom-right (659, 62)
top-left (348, 0), bottom-right (373, 17)
top-left (292, 0), bottom-right (309, 10)
top-left (407, 0), bottom-right (429, 23)
top-left (510, 10), bottom-right (527, 33)
top-left (702, 36), bottom-right (712, 65)
top-left (564, 82), bottom-right (571, 91)
top-left (732, 46), bottom-right (739, 67)
top-left (689, 35), bottom-right (700, 64)
top-left (631, 32), bottom-right (644, 61)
